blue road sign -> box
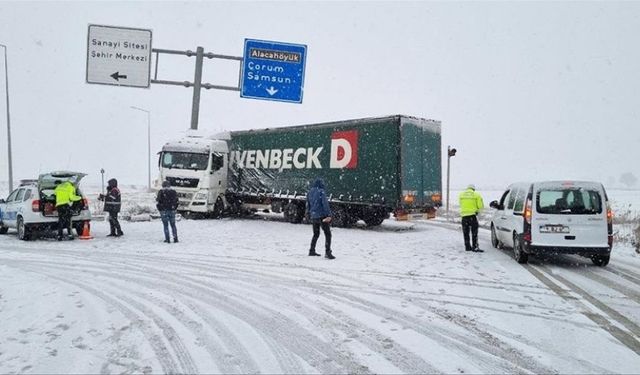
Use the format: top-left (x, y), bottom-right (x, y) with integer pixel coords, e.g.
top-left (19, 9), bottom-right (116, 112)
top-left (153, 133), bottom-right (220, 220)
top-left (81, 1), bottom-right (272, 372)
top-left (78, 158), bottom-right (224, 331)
top-left (241, 39), bottom-right (307, 103)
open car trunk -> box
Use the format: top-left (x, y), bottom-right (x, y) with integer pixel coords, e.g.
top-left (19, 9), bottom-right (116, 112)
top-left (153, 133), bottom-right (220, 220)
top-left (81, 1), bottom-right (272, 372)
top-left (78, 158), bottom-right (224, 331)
top-left (38, 171), bottom-right (88, 217)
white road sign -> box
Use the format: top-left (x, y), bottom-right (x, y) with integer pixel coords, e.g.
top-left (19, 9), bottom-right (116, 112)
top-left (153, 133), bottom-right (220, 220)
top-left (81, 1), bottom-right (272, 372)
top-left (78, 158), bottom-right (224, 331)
top-left (86, 24), bottom-right (152, 88)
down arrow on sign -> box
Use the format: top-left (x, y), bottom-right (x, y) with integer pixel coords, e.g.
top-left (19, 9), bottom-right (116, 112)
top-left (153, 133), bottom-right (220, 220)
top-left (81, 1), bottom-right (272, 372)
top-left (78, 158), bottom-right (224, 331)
top-left (266, 86), bottom-right (278, 96)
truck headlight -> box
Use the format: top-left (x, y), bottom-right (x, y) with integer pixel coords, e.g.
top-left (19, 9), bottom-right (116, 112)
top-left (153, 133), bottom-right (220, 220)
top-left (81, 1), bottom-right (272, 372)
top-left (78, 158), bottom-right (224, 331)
top-left (194, 191), bottom-right (207, 200)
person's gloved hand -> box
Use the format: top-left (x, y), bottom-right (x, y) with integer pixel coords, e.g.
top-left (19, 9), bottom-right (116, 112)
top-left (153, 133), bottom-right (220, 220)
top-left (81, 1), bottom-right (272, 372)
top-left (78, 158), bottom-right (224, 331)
top-left (98, 194), bottom-right (105, 201)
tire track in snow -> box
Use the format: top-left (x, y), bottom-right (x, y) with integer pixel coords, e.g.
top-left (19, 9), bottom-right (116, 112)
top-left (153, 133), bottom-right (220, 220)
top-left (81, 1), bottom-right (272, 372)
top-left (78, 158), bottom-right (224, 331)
top-left (136, 254), bottom-right (553, 373)
top-left (9, 258), bottom-right (274, 374)
top-left (14, 256), bottom-right (365, 373)
top-left (1, 260), bottom-right (180, 374)
top-left (312, 287), bottom-right (555, 374)
top-left (526, 265), bottom-right (640, 356)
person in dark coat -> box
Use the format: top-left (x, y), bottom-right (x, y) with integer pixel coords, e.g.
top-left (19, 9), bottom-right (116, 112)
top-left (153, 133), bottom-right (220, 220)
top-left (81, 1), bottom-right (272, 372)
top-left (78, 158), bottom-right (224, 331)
top-left (99, 178), bottom-right (123, 237)
top-left (156, 180), bottom-right (179, 243)
top-left (306, 178), bottom-right (335, 259)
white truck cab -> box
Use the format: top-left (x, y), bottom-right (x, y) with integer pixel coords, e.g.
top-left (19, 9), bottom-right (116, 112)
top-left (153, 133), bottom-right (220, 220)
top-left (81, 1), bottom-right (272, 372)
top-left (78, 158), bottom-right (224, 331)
top-left (158, 133), bottom-right (229, 217)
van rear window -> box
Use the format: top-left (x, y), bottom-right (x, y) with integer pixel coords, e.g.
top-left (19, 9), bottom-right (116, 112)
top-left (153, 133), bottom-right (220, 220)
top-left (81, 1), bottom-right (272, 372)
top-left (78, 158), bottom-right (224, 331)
top-left (536, 188), bottom-right (602, 215)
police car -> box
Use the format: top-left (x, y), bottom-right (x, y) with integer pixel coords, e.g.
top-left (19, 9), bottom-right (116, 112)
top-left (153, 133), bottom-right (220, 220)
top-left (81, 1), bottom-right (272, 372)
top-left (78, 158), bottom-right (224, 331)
top-left (0, 171), bottom-right (92, 240)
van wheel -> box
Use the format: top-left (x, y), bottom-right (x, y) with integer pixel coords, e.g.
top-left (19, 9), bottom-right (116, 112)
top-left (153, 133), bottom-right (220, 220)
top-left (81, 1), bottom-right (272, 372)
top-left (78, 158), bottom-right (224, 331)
top-left (513, 233), bottom-right (528, 264)
top-left (17, 217), bottom-right (31, 241)
top-left (491, 225), bottom-right (499, 248)
top-left (591, 255), bottom-right (610, 267)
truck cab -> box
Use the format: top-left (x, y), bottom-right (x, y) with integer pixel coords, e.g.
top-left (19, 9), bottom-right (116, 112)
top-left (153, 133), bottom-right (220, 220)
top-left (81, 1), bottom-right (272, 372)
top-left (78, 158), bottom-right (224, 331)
top-left (158, 134), bottom-right (228, 217)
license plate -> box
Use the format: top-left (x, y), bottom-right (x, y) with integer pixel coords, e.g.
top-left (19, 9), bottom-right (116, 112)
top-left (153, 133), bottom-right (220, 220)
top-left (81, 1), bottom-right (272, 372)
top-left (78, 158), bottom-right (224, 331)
top-left (540, 225), bottom-right (569, 233)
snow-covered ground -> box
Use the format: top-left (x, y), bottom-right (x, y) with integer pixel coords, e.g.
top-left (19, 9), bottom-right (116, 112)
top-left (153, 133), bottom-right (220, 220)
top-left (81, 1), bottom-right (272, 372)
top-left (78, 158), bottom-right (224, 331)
top-left (1, 190), bottom-right (639, 374)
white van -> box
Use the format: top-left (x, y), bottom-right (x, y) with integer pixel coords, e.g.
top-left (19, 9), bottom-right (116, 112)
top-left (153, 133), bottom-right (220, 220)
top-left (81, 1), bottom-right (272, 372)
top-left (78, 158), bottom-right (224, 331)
top-left (489, 181), bottom-right (612, 266)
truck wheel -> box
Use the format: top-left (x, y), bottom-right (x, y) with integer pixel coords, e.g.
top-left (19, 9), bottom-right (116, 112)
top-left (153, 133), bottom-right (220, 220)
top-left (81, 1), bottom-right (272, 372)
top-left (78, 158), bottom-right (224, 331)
top-left (513, 233), bottom-right (528, 264)
top-left (591, 255), bottom-right (610, 267)
top-left (17, 217), bottom-right (31, 241)
top-left (211, 197), bottom-right (224, 219)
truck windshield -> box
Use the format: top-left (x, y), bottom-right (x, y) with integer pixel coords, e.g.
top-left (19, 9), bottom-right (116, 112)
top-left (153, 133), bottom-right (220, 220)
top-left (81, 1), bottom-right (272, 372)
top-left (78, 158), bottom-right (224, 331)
top-left (536, 188), bottom-right (603, 215)
top-left (162, 152), bottom-right (209, 171)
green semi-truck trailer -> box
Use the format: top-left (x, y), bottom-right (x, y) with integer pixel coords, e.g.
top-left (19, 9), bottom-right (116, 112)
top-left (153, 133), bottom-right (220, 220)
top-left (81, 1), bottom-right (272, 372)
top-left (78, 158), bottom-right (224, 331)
top-left (157, 115), bottom-right (442, 227)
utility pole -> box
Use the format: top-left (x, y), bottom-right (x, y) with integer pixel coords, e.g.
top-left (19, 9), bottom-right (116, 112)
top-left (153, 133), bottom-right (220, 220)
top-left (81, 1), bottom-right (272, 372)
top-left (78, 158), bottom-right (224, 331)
top-left (446, 145), bottom-right (457, 219)
top-left (0, 44), bottom-right (13, 192)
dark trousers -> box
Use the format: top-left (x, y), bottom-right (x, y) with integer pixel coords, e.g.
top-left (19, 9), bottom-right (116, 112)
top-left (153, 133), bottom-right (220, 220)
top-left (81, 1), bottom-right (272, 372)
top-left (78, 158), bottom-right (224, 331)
top-left (462, 215), bottom-right (479, 250)
top-left (161, 210), bottom-right (178, 241)
top-left (57, 204), bottom-right (72, 238)
top-left (108, 211), bottom-right (123, 235)
top-left (310, 218), bottom-right (332, 253)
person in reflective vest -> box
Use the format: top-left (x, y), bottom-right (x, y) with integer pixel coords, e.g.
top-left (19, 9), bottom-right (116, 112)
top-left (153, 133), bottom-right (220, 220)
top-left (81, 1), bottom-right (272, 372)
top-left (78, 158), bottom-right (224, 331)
top-left (54, 180), bottom-right (81, 240)
top-left (99, 178), bottom-right (123, 237)
top-left (458, 184), bottom-right (484, 252)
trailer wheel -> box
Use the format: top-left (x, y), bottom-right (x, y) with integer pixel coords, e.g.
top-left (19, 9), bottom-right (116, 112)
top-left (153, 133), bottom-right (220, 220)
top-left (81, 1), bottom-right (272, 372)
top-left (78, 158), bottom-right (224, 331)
top-left (363, 210), bottom-right (386, 227)
top-left (332, 207), bottom-right (355, 228)
top-left (284, 202), bottom-right (304, 224)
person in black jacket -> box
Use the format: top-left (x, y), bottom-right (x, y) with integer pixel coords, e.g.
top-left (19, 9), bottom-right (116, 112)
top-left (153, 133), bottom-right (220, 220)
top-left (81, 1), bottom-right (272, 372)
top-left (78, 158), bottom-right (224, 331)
top-left (98, 178), bottom-right (123, 237)
top-left (306, 177), bottom-right (334, 259)
top-left (156, 180), bottom-right (179, 243)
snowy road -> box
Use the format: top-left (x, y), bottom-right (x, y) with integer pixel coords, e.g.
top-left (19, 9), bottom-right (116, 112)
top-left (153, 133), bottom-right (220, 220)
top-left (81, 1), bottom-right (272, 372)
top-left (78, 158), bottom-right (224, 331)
top-left (1, 216), bottom-right (639, 374)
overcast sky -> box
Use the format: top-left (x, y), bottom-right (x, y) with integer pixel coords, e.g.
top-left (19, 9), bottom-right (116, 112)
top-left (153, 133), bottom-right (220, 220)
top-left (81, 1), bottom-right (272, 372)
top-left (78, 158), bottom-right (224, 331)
top-left (0, 0), bottom-right (639, 191)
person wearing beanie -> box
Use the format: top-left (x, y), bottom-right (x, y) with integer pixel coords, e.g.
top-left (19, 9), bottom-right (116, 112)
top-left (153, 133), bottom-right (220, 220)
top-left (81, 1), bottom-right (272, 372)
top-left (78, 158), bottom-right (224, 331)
top-left (156, 180), bottom-right (179, 243)
top-left (98, 178), bottom-right (123, 237)
top-left (458, 184), bottom-right (484, 252)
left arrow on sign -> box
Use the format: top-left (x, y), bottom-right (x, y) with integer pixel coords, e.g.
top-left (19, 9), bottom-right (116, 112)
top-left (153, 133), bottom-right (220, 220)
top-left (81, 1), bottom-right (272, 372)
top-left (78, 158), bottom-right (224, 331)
top-left (110, 72), bottom-right (128, 81)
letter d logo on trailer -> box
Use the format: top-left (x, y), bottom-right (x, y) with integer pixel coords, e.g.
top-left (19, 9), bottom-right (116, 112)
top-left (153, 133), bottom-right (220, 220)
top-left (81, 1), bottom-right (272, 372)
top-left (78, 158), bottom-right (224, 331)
top-left (330, 130), bottom-right (358, 169)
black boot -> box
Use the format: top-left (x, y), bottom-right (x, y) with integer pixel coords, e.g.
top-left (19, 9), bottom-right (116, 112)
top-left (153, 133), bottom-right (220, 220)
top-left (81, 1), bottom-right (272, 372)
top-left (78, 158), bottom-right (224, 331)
top-left (309, 250), bottom-right (321, 256)
top-left (325, 250), bottom-right (335, 260)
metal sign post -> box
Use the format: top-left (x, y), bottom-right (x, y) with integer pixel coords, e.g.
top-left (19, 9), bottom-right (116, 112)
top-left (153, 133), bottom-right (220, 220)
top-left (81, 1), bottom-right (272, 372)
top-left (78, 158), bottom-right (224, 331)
top-left (100, 168), bottom-right (105, 193)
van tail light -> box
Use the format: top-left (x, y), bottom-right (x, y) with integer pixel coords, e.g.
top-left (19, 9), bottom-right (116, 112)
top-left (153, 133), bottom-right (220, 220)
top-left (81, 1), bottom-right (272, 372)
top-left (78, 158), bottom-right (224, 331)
top-left (524, 198), bottom-right (532, 224)
top-left (606, 202), bottom-right (613, 248)
top-left (82, 198), bottom-right (89, 208)
top-left (522, 197), bottom-right (532, 243)
top-left (32, 199), bottom-right (40, 212)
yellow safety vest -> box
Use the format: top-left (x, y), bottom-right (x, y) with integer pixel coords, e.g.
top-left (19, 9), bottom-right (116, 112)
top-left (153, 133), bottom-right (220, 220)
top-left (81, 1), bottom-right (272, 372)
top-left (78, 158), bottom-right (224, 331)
top-left (459, 188), bottom-right (484, 217)
top-left (54, 181), bottom-right (81, 207)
